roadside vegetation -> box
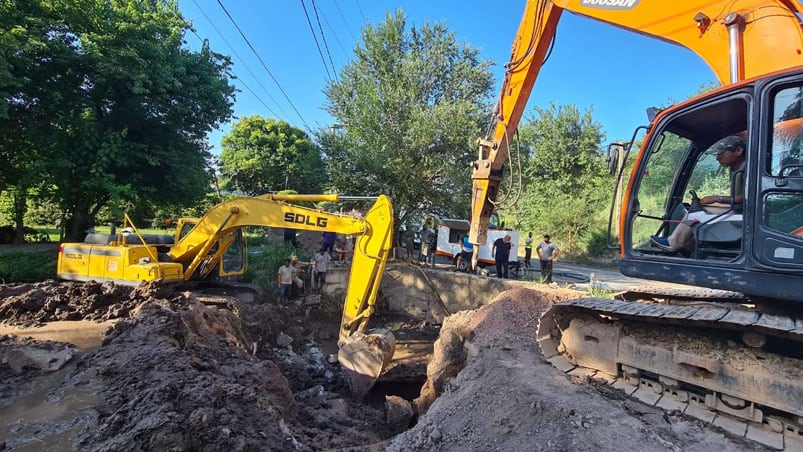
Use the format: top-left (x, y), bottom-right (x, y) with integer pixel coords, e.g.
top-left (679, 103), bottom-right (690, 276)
top-left (0, 249), bottom-right (58, 283)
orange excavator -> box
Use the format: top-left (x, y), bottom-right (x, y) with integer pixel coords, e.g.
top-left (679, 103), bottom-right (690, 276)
top-left (470, 1), bottom-right (803, 448)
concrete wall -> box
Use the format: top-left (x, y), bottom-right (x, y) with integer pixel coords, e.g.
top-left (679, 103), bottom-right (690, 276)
top-left (326, 263), bottom-right (544, 324)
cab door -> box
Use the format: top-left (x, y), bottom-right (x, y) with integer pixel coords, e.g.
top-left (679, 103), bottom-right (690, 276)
top-left (753, 76), bottom-right (803, 269)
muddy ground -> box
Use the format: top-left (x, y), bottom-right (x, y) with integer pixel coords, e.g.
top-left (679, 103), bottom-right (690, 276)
top-left (0, 277), bottom-right (771, 451)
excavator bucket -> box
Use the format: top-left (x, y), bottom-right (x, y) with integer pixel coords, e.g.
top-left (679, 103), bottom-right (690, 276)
top-left (337, 329), bottom-right (396, 398)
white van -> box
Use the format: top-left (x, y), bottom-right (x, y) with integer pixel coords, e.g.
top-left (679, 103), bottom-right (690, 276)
top-left (434, 219), bottom-right (521, 276)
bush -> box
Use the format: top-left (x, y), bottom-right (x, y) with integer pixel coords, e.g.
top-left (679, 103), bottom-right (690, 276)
top-left (584, 228), bottom-right (612, 257)
top-left (243, 242), bottom-right (310, 293)
top-left (0, 251), bottom-right (58, 283)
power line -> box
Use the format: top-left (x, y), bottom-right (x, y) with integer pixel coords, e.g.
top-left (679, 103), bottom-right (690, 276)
top-left (300, 0), bottom-right (333, 81)
top-left (332, 0), bottom-right (357, 44)
top-left (190, 0), bottom-right (289, 120)
top-left (318, 5), bottom-right (352, 61)
top-left (215, 0), bottom-right (311, 130)
top-left (187, 30), bottom-right (283, 120)
top-left (354, 0), bottom-right (366, 24)
top-left (310, 0), bottom-right (338, 77)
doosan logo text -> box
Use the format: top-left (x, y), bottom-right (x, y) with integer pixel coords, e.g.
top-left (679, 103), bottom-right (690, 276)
top-left (581, 0), bottom-right (640, 10)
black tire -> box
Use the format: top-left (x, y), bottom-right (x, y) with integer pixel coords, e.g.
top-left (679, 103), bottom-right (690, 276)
top-left (457, 259), bottom-right (468, 272)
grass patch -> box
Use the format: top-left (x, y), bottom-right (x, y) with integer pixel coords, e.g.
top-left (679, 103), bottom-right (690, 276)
top-left (0, 251), bottom-right (58, 283)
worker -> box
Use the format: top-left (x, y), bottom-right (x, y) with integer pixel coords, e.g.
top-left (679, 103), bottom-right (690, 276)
top-left (290, 255), bottom-right (305, 296)
top-left (536, 235), bottom-right (560, 284)
top-left (335, 239), bottom-right (348, 264)
top-left (455, 235), bottom-right (473, 272)
top-left (321, 231), bottom-right (336, 255)
top-left (419, 223), bottom-right (435, 265)
top-left (311, 248), bottom-right (331, 292)
top-left (277, 259), bottom-right (295, 302)
top-left (650, 135), bottom-right (746, 254)
top-left (524, 232), bottom-right (533, 270)
top-left (284, 228), bottom-right (299, 248)
top-left (492, 234), bottom-right (512, 278)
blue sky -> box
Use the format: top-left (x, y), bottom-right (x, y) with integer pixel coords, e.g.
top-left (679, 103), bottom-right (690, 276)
top-left (178, 1), bottom-right (718, 152)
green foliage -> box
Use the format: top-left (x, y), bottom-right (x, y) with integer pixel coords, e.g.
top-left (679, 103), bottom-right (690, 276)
top-left (583, 228), bottom-right (612, 258)
top-left (220, 117), bottom-right (324, 195)
top-left (1, 0), bottom-right (236, 240)
top-left (0, 251), bottom-right (57, 283)
top-left (321, 10), bottom-right (494, 226)
top-left (509, 103), bottom-right (612, 254)
top-left (243, 242), bottom-right (311, 293)
top-left (587, 283), bottom-right (615, 299)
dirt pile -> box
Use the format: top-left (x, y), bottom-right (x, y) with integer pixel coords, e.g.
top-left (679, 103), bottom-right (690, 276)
top-left (0, 280), bottom-right (174, 327)
top-left (387, 287), bottom-right (768, 452)
top-left (0, 282), bottom-right (398, 451)
top-left (1, 277), bottom-right (773, 451)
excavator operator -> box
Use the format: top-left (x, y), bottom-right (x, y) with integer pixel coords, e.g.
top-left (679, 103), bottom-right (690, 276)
top-left (651, 135), bottom-right (746, 254)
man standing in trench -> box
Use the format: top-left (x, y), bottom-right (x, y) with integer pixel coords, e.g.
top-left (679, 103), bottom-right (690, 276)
top-left (536, 234), bottom-right (560, 284)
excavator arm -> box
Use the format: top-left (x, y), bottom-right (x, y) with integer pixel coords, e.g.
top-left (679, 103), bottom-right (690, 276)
top-left (469, 0), bottom-right (803, 249)
top-left (58, 194), bottom-right (395, 397)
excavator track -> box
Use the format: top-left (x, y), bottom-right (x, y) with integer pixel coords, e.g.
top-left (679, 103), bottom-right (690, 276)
top-left (537, 296), bottom-right (803, 451)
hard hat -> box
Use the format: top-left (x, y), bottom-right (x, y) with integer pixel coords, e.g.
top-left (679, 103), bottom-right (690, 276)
top-left (291, 254), bottom-right (298, 261)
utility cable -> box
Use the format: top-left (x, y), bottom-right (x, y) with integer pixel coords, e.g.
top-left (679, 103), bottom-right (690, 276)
top-left (319, 5), bottom-right (352, 61)
top-left (353, 0), bottom-right (366, 24)
top-left (188, 29), bottom-right (283, 119)
top-left (333, 0), bottom-right (357, 44)
top-left (311, 0), bottom-right (338, 77)
top-left (300, 0), bottom-right (333, 80)
top-left (301, 0), bottom-right (333, 80)
top-left (190, 0), bottom-right (288, 120)
top-left (216, 0), bottom-right (311, 130)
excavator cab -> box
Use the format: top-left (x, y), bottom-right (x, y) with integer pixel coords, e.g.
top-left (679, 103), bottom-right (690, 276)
top-left (174, 218), bottom-right (247, 281)
top-left (617, 70), bottom-right (803, 303)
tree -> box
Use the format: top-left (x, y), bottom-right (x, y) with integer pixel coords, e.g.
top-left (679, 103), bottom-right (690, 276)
top-left (219, 117), bottom-right (324, 195)
top-left (0, 0), bottom-right (235, 240)
top-left (321, 10), bottom-right (494, 228)
top-left (509, 102), bottom-right (612, 254)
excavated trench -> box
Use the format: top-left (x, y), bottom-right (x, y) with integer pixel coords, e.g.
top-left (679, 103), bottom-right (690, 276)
top-left (1, 265), bottom-right (776, 451)
top-left (0, 276), bottom-right (445, 451)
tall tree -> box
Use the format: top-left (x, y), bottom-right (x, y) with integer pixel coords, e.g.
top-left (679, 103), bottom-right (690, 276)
top-left (219, 117), bottom-right (324, 195)
top-left (321, 10), bottom-right (494, 228)
top-left (0, 0), bottom-right (235, 240)
top-left (510, 102), bottom-right (612, 253)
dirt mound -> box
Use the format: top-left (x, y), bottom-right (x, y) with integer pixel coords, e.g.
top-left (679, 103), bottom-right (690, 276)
top-left (1, 277), bottom-right (772, 451)
top-left (0, 282), bottom-right (395, 451)
top-left (0, 280), bottom-right (175, 327)
top-left (389, 287), bottom-right (768, 452)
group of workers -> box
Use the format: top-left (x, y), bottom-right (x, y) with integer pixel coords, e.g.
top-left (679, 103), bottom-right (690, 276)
top-left (277, 231), bottom-right (350, 301)
top-left (447, 228), bottom-right (561, 283)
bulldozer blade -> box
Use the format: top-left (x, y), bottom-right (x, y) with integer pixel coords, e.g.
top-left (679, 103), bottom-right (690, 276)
top-left (338, 329), bottom-right (396, 398)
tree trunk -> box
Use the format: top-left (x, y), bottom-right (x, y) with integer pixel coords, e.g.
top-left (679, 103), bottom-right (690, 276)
top-left (13, 189), bottom-right (27, 244)
top-left (64, 209), bottom-right (93, 242)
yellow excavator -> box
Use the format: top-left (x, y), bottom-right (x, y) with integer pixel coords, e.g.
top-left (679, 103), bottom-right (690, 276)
top-left (471, 1), bottom-right (803, 448)
top-left (57, 193), bottom-right (395, 397)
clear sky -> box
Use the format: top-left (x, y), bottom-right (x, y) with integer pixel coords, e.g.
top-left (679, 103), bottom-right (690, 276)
top-left (178, 1), bottom-right (719, 153)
